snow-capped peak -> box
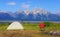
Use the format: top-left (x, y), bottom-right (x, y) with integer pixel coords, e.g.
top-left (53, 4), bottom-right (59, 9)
top-left (6, 11), bottom-right (17, 18)
top-left (16, 10), bottom-right (24, 14)
top-left (32, 8), bottom-right (40, 14)
top-left (37, 8), bottom-right (50, 16)
top-left (24, 10), bottom-right (31, 15)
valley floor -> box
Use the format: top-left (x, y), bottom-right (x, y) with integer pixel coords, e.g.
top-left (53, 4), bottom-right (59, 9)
top-left (0, 22), bottom-right (60, 37)
top-left (0, 30), bottom-right (60, 37)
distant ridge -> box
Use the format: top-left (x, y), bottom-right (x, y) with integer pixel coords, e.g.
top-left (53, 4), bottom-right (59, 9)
top-left (0, 9), bottom-right (60, 21)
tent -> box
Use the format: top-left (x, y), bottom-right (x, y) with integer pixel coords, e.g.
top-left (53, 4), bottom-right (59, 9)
top-left (7, 21), bottom-right (24, 30)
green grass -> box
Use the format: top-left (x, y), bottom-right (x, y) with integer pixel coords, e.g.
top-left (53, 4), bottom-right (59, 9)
top-left (23, 24), bottom-right (40, 30)
top-left (44, 22), bottom-right (60, 31)
top-left (0, 22), bottom-right (10, 30)
top-left (0, 22), bottom-right (60, 37)
top-left (0, 22), bottom-right (60, 31)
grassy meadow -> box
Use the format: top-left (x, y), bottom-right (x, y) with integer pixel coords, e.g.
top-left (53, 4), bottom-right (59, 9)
top-left (0, 22), bottom-right (60, 37)
top-left (0, 22), bottom-right (60, 31)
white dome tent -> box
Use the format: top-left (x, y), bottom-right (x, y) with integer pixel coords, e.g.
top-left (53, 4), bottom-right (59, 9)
top-left (7, 21), bottom-right (24, 30)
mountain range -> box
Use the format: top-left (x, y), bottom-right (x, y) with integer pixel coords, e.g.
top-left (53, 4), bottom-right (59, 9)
top-left (0, 9), bottom-right (60, 21)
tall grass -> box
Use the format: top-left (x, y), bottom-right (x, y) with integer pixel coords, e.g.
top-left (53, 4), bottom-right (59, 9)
top-left (0, 22), bottom-right (60, 31)
top-left (0, 22), bottom-right (10, 30)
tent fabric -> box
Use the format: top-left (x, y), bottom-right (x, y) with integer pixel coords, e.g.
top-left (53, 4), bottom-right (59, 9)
top-left (7, 21), bottom-right (24, 30)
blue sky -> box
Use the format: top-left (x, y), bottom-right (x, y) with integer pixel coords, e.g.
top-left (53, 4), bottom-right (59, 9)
top-left (0, 0), bottom-right (60, 13)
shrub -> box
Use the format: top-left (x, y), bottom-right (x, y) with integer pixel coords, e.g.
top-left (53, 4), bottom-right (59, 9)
top-left (44, 22), bottom-right (50, 27)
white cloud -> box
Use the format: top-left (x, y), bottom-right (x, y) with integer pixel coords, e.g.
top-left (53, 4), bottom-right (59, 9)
top-left (21, 3), bottom-right (30, 9)
top-left (7, 2), bottom-right (16, 6)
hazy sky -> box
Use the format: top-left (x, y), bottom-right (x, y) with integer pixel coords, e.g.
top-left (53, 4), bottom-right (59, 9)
top-left (0, 0), bottom-right (60, 13)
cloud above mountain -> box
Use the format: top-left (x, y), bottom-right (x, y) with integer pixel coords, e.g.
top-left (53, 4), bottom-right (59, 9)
top-left (21, 3), bottom-right (30, 9)
top-left (7, 2), bottom-right (16, 6)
